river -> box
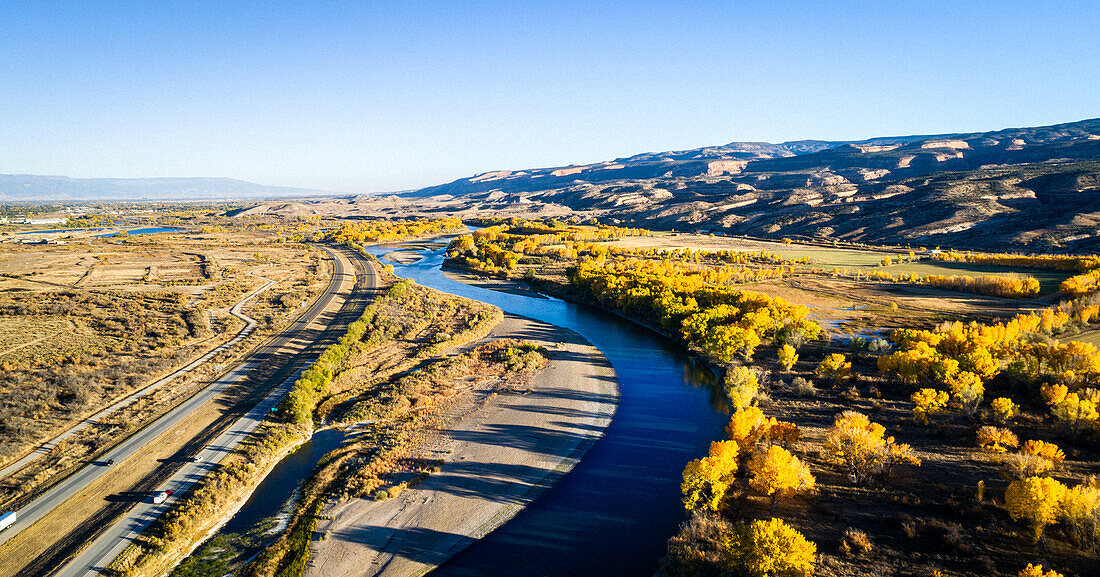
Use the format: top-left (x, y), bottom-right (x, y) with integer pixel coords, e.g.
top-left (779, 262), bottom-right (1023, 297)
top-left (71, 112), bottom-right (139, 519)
top-left (194, 240), bottom-right (730, 577)
top-left (368, 243), bottom-right (730, 577)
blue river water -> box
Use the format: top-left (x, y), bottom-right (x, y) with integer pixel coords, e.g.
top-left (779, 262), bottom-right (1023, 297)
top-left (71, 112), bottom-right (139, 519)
top-left (219, 429), bottom-right (347, 536)
top-left (364, 243), bottom-right (730, 577)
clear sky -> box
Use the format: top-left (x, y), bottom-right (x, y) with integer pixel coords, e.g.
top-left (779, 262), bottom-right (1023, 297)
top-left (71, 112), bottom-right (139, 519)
top-left (2, 1), bottom-right (1098, 193)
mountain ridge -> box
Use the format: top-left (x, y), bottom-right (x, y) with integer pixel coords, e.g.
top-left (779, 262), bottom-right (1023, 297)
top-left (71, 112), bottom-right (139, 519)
top-left (406, 117), bottom-right (1100, 252)
top-left (0, 174), bottom-right (339, 201)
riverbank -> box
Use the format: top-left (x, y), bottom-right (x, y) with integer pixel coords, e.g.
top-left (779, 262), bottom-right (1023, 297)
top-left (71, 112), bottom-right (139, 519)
top-left (305, 314), bottom-right (618, 577)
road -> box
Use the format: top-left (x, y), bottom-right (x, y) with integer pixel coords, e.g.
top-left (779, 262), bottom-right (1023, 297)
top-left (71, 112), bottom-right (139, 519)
top-left (0, 245), bottom-right (375, 576)
top-left (0, 270), bottom-right (277, 482)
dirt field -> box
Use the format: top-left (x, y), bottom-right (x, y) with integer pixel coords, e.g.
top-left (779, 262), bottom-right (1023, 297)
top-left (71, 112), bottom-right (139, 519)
top-left (305, 315), bottom-right (618, 577)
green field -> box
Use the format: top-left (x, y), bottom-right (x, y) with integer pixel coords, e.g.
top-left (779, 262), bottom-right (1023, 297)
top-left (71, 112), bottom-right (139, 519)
top-left (774, 248), bottom-right (893, 267)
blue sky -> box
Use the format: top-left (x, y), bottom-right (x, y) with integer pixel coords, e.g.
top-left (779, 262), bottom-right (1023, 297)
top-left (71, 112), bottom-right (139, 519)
top-left (1, 1), bottom-right (1098, 193)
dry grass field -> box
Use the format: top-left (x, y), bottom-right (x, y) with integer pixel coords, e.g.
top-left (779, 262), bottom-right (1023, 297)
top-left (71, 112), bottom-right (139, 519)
top-left (0, 223), bottom-right (330, 510)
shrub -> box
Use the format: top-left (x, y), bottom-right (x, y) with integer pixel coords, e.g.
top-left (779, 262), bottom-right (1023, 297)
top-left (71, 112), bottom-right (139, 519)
top-left (989, 397), bottom-right (1019, 424)
top-left (839, 527), bottom-right (872, 557)
top-left (748, 445), bottom-right (815, 514)
top-left (682, 440), bottom-right (740, 512)
top-left (816, 353), bottom-right (851, 385)
top-left (660, 512), bottom-right (733, 577)
top-left (777, 345), bottom-right (798, 372)
top-left (726, 518), bottom-right (816, 577)
top-left (977, 426), bottom-right (1019, 453)
top-left (1000, 452), bottom-right (1054, 479)
top-left (790, 377), bottom-right (817, 397)
top-left (824, 411), bottom-right (920, 484)
top-left (1004, 476), bottom-right (1068, 539)
top-left (910, 388), bottom-right (949, 425)
top-left (724, 367), bottom-right (759, 411)
top-left (867, 337), bottom-right (891, 354)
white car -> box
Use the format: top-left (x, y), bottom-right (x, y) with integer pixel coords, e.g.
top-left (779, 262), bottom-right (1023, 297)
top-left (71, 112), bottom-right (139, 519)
top-left (151, 490), bottom-right (172, 504)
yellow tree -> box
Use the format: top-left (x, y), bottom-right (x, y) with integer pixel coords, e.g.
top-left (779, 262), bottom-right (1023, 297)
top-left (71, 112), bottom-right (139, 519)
top-left (1004, 476), bottom-right (1067, 539)
top-left (1018, 564), bottom-right (1064, 577)
top-left (1060, 482), bottom-right (1100, 547)
top-left (777, 344), bottom-right (798, 371)
top-left (1020, 440), bottom-right (1065, 468)
top-left (727, 518), bottom-right (816, 577)
top-left (725, 367), bottom-right (759, 411)
top-left (727, 406), bottom-right (768, 451)
top-left (748, 445), bottom-right (815, 514)
top-left (977, 426), bottom-right (1019, 453)
top-left (990, 397), bottom-right (1020, 424)
top-left (681, 440), bottom-right (740, 512)
top-left (910, 388), bottom-right (949, 425)
top-left (824, 411), bottom-right (920, 484)
top-left (946, 371), bottom-right (983, 416)
top-left (1052, 390), bottom-right (1100, 441)
top-left (816, 353), bottom-right (851, 385)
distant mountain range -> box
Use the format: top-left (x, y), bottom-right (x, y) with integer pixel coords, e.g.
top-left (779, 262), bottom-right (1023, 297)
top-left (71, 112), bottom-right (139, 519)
top-left (409, 118), bottom-right (1100, 252)
top-left (0, 175), bottom-right (336, 202)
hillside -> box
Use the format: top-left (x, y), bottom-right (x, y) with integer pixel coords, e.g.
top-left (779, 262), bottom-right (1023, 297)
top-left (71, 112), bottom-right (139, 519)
top-left (409, 118), bottom-right (1100, 252)
top-left (0, 175), bottom-right (335, 202)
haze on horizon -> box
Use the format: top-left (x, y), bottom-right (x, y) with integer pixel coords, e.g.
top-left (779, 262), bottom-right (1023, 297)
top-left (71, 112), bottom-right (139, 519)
top-left (2, 0), bottom-right (1098, 194)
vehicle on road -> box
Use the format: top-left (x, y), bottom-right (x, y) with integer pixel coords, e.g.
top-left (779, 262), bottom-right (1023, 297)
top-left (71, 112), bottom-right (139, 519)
top-left (150, 490), bottom-right (172, 504)
top-left (0, 511), bottom-right (15, 532)
top-left (106, 459), bottom-right (114, 465)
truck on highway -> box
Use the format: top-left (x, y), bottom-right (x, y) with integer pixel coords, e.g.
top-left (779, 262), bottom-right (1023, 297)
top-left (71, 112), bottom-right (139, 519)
top-left (151, 490), bottom-right (172, 504)
top-left (0, 511), bottom-right (15, 532)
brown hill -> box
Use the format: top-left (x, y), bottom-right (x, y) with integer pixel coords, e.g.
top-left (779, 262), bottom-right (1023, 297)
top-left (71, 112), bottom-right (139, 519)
top-left (407, 118), bottom-right (1100, 252)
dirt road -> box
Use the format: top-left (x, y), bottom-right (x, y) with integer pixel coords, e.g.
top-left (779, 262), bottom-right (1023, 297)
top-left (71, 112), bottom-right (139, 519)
top-left (306, 314), bottom-right (618, 577)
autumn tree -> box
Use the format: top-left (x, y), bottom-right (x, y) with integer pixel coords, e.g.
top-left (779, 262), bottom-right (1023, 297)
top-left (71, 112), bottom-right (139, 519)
top-left (1003, 440), bottom-right (1066, 478)
top-left (1018, 564), bottom-right (1064, 577)
top-left (910, 388), bottom-right (949, 425)
top-left (725, 367), bottom-right (759, 411)
top-left (681, 440), bottom-right (740, 512)
top-left (947, 371), bottom-right (983, 416)
top-left (748, 445), bottom-right (815, 514)
top-left (1051, 389), bottom-right (1099, 441)
top-left (977, 426), bottom-right (1019, 453)
top-left (990, 397), bottom-right (1020, 425)
top-left (727, 406), bottom-right (769, 451)
top-left (816, 353), bottom-right (851, 385)
top-left (1020, 440), bottom-right (1065, 467)
top-left (777, 344), bottom-right (798, 371)
top-left (824, 411), bottom-right (920, 484)
top-left (1060, 481), bottom-right (1100, 547)
top-left (726, 518), bottom-right (816, 577)
top-left (1004, 476), bottom-right (1068, 539)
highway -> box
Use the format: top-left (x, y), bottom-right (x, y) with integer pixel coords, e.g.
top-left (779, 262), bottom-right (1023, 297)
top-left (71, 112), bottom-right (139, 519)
top-left (0, 245), bottom-right (375, 576)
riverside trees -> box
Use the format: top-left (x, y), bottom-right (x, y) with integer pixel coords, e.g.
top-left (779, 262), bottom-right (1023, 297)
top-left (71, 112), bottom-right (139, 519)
top-left (569, 261), bottom-right (822, 363)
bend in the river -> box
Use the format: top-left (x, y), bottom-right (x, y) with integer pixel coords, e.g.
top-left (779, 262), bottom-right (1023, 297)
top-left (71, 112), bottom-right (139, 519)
top-left (363, 241), bottom-right (729, 577)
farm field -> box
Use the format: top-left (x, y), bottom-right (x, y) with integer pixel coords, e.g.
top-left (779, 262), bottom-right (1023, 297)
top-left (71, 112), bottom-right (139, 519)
top-left (0, 220), bottom-right (331, 511)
